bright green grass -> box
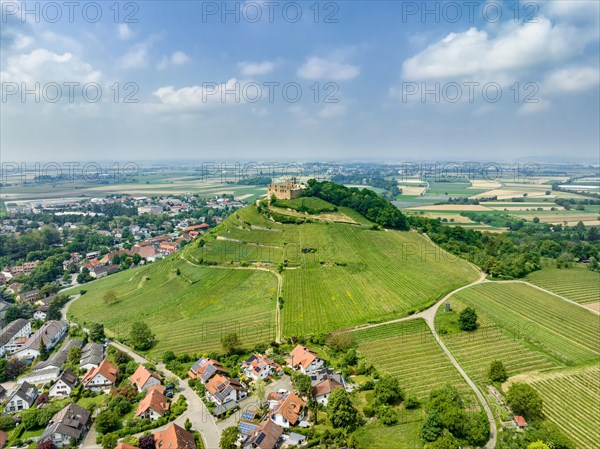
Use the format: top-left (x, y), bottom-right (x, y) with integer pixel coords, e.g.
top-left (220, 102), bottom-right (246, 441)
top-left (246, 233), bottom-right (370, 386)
top-left (526, 266), bottom-right (600, 304)
top-left (524, 365), bottom-right (600, 449)
top-left (435, 298), bottom-right (559, 383)
top-left (353, 319), bottom-right (475, 401)
top-left (352, 409), bottom-right (424, 449)
top-left (452, 282), bottom-right (600, 366)
top-left (68, 258), bottom-right (277, 355)
top-left (280, 224), bottom-right (479, 335)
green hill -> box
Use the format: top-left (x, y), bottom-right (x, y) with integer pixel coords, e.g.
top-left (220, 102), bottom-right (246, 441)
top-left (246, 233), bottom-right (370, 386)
top-left (68, 199), bottom-right (480, 355)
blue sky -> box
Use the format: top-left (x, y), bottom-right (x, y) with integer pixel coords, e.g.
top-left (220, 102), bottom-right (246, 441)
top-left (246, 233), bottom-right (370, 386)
top-left (1, 0), bottom-right (599, 162)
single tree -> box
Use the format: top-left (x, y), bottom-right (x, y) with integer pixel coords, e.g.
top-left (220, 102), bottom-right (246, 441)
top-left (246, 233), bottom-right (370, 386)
top-left (327, 388), bottom-right (360, 431)
top-left (103, 290), bottom-right (118, 305)
top-left (293, 373), bottom-right (312, 397)
top-left (488, 360), bottom-right (508, 383)
top-left (221, 332), bottom-right (241, 354)
top-left (506, 383), bottom-right (543, 419)
top-left (38, 339), bottom-right (48, 361)
top-left (101, 433), bottom-right (118, 449)
top-left (252, 378), bottom-right (267, 406)
top-left (374, 375), bottom-right (404, 405)
top-left (36, 441), bottom-right (57, 449)
top-left (527, 443), bottom-right (550, 449)
top-left (184, 418), bottom-right (192, 431)
top-left (67, 346), bottom-right (83, 366)
top-left (130, 321), bottom-right (155, 351)
top-left (458, 307), bottom-right (478, 331)
top-left (89, 323), bottom-right (106, 343)
top-left (220, 426), bottom-right (239, 449)
top-left (94, 411), bottom-right (121, 434)
top-left (162, 350), bottom-right (176, 364)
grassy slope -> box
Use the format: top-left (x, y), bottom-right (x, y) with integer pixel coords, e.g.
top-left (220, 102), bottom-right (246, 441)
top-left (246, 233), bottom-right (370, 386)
top-left (68, 257), bottom-right (277, 355)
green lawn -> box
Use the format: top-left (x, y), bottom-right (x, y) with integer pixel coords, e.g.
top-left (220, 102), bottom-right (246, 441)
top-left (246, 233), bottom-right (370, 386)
top-left (526, 265), bottom-right (600, 304)
top-left (352, 409), bottom-right (424, 449)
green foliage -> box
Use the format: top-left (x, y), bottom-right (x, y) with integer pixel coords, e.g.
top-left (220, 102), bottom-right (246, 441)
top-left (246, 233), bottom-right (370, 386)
top-left (108, 396), bottom-right (132, 416)
top-left (89, 323), bottom-right (106, 343)
top-left (326, 388), bottom-right (361, 431)
top-left (374, 375), bottom-right (404, 405)
top-left (303, 180), bottom-right (409, 230)
top-left (404, 394), bottom-right (420, 409)
top-left (293, 373), bottom-right (313, 396)
top-left (129, 321), bottom-right (155, 351)
top-left (95, 411), bottom-right (122, 434)
top-left (219, 427), bottom-right (239, 449)
top-left (489, 360), bottom-right (508, 383)
top-left (327, 332), bottom-right (356, 352)
top-left (506, 383), bottom-right (543, 419)
top-left (376, 405), bottom-right (398, 426)
top-left (101, 433), bottom-right (119, 449)
top-left (458, 307), bottom-right (478, 331)
top-left (221, 332), bottom-right (241, 354)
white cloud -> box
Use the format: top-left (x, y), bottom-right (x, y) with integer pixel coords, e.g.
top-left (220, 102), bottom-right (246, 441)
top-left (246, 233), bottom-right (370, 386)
top-left (545, 0), bottom-right (600, 21)
top-left (0, 48), bottom-right (101, 85)
top-left (151, 78), bottom-right (254, 112)
top-left (402, 18), bottom-right (587, 81)
top-left (117, 24), bottom-right (134, 41)
top-left (157, 51), bottom-right (190, 70)
top-left (120, 43), bottom-right (150, 69)
top-left (13, 34), bottom-right (33, 50)
top-left (238, 60), bottom-right (275, 76)
top-left (543, 66), bottom-right (599, 93)
top-left (519, 101), bottom-right (550, 115)
top-left (297, 56), bottom-right (360, 80)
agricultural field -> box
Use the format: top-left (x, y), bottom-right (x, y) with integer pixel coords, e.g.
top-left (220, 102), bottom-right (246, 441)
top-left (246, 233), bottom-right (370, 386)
top-left (279, 223), bottom-right (479, 335)
top-left (68, 257), bottom-right (278, 356)
top-left (353, 319), bottom-right (476, 401)
top-left (526, 266), bottom-right (600, 304)
top-left (449, 282), bottom-right (600, 367)
top-left (516, 365), bottom-right (600, 449)
top-left (435, 298), bottom-right (559, 383)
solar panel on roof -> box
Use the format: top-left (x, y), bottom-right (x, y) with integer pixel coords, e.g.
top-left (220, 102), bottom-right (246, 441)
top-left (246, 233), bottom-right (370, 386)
top-left (256, 434), bottom-right (266, 444)
top-left (238, 422), bottom-right (258, 435)
top-left (241, 411), bottom-right (256, 420)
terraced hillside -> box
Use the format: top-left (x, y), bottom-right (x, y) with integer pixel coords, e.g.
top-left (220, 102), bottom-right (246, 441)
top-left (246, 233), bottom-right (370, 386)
top-left (353, 319), bottom-right (475, 402)
top-left (68, 258), bottom-right (278, 355)
top-left (69, 200), bottom-right (480, 353)
top-left (526, 265), bottom-right (600, 304)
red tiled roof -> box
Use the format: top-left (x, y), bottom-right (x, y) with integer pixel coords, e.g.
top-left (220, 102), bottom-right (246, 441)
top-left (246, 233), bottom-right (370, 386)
top-left (269, 391), bottom-right (305, 425)
top-left (129, 365), bottom-right (160, 390)
top-left (135, 389), bottom-right (169, 417)
top-left (286, 345), bottom-right (319, 370)
top-left (82, 359), bottom-right (119, 386)
top-left (154, 423), bottom-right (196, 449)
top-left (514, 415), bottom-right (528, 427)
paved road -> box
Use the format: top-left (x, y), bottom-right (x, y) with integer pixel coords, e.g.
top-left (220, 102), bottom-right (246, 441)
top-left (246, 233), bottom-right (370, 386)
top-left (109, 342), bottom-right (221, 449)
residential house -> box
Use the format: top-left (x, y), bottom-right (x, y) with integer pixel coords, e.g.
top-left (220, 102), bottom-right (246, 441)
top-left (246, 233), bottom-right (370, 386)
top-left (17, 367), bottom-right (61, 386)
top-left (286, 345), bottom-right (324, 375)
top-left (0, 318), bottom-right (32, 356)
top-left (49, 369), bottom-right (79, 397)
top-left (79, 342), bottom-right (104, 371)
top-left (130, 245), bottom-right (158, 261)
top-left (33, 306), bottom-right (48, 321)
top-left (242, 419), bottom-right (284, 449)
top-left (82, 359), bottom-right (119, 392)
top-left (188, 358), bottom-right (229, 384)
top-left (14, 320), bottom-right (68, 361)
top-left (129, 365), bottom-right (162, 392)
top-left (153, 423), bottom-right (196, 449)
top-left (91, 265), bottom-right (119, 279)
top-left (38, 403), bottom-right (91, 447)
top-left (268, 391), bottom-right (306, 428)
top-left (35, 339), bottom-right (83, 372)
top-left (4, 382), bottom-right (38, 413)
top-left (241, 354), bottom-right (283, 381)
top-left (135, 386), bottom-right (169, 421)
top-left (310, 368), bottom-right (346, 405)
top-left (205, 374), bottom-right (247, 407)
top-left (16, 289), bottom-right (39, 303)
top-left (5, 282), bottom-right (23, 295)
